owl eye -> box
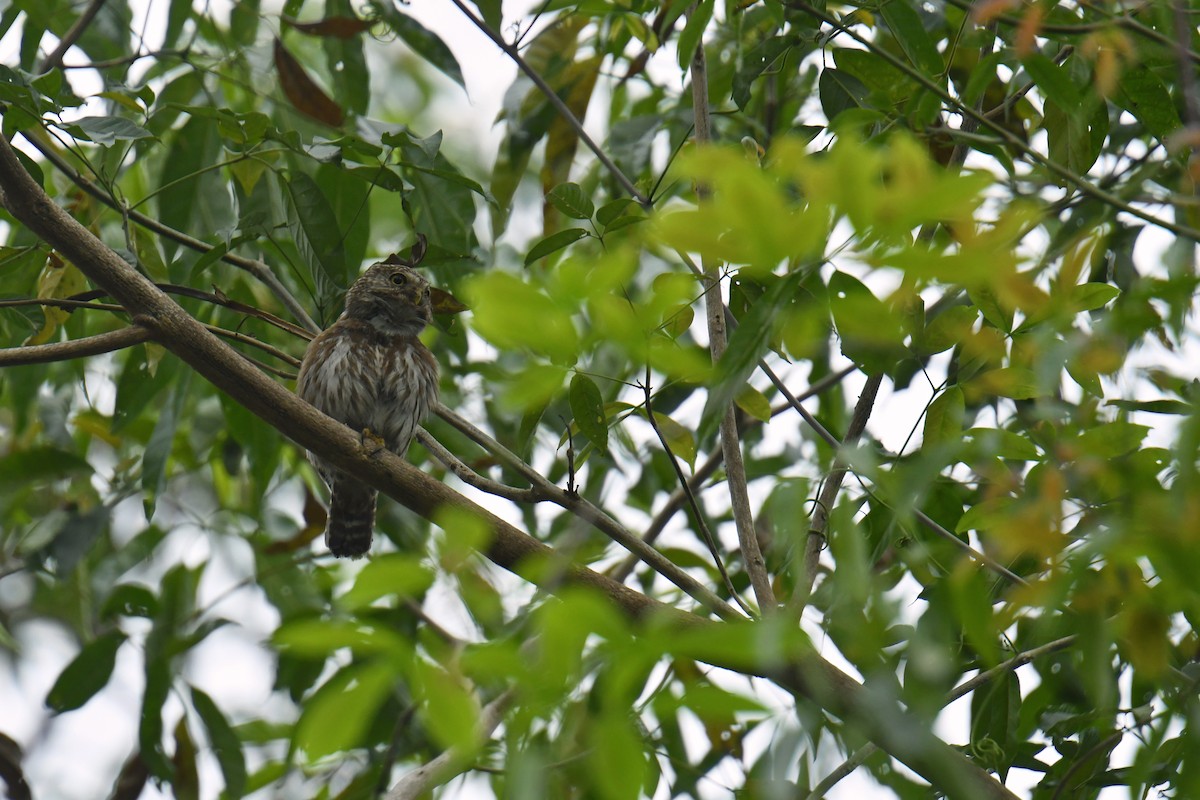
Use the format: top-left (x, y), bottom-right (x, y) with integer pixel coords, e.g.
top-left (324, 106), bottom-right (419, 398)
top-left (389, 273), bottom-right (406, 286)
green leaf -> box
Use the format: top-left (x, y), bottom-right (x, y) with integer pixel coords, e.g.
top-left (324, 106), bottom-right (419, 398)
top-left (956, 496), bottom-right (1014, 534)
top-left (924, 386), bottom-right (964, 448)
top-left (734, 385), bottom-right (772, 423)
top-left (676, 0), bottom-right (714, 71)
top-left (819, 68), bottom-right (871, 123)
top-left (967, 367), bottom-right (1044, 400)
top-left (1106, 399), bottom-right (1192, 415)
top-left (113, 346), bottom-right (179, 432)
top-left (295, 660), bottom-right (396, 761)
top-left (965, 428), bottom-right (1041, 461)
top-left (700, 270), bottom-right (806, 442)
top-left (141, 659), bottom-right (173, 780)
top-left (1021, 54), bottom-right (1083, 117)
top-left (652, 411), bottom-right (696, 470)
top-left (413, 659), bottom-right (481, 751)
top-left (1075, 421), bottom-right (1149, 458)
top-left (71, 115), bottom-right (153, 145)
top-left (570, 373), bottom-right (609, 454)
top-left (1070, 282), bottom-right (1120, 312)
top-left (373, 3), bottom-right (465, 88)
top-left (919, 305), bottom-right (978, 356)
top-left (190, 687), bottom-right (247, 799)
top-left (547, 182), bottom-right (595, 220)
top-left (970, 669), bottom-right (1020, 779)
top-left (828, 271), bottom-right (906, 374)
top-left (274, 619), bottom-right (410, 658)
top-left (1113, 66), bottom-right (1181, 142)
top-left (878, 0), bottom-right (943, 75)
top-left (285, 171), bottom-right (350, 313)
top-left (45, 631), bottom-right (125, 712)
top-left (525, 228), bottom-right (589, 265)
top-left (339, 553), bottom-right (435, 610)
top-left (142, 370), bottom-right (191, 515)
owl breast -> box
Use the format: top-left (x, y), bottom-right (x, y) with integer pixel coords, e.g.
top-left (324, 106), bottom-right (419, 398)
top-left (297, 319), bottom-right (439, 457)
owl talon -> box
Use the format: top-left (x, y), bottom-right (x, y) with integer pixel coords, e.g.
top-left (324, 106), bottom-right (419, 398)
top-left (360, 428), bottom-right (386, 456)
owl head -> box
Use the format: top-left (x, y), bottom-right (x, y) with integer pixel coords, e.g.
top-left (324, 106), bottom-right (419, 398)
top-left (343, 262), bottom-right (432, 336)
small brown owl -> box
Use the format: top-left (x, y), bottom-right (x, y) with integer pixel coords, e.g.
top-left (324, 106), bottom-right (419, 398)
top-left (296, 253), bottom-right (439, 558)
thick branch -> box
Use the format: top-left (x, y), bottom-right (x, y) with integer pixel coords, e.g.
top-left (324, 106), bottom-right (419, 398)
top-left (0, 325), bottom-right (150, 366)
top-left (0, 131), bottom-right (1018, 800)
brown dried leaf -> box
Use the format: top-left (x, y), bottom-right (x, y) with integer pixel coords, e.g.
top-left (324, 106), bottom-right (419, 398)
top-left (282, 14), bottom-right (373, 39)
top-left (273, 38), bottom-right (345, 127)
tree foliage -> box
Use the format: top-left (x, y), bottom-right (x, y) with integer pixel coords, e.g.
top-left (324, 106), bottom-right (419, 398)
top-left (1, 1), bottom-right (1199, 799)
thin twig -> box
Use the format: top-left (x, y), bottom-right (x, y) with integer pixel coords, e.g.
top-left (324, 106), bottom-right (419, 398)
top-left (38, 0), bottom-right (109, 74)
top-left (0, 325), bottom-right (151, 366)
top-left (689, 14), bottom-right (775, 612)
top-left (643, 373), bottom-right (755, 618)
top-left (806, 634), bottom-right (1078, 798)
top-left (417, 429), bottom-right (540, 503)
top-left (608, 365), bottom-right (857, 584)
top-left (794, 373), bottom-right (883, 611)
top-left (431, 406), bottom-right (744, 620)
top-left (17, 132), bottom-right (321, 332)
top-left (445, 0), bottom-right (650, 208)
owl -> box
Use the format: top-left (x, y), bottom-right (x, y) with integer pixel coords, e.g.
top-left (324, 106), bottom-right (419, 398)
top-left (296, 255), bottom-right (439, 557)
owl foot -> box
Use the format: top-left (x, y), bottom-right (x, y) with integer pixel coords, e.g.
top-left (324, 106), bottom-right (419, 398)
top-left (359, 427), bottom-right (386, 457)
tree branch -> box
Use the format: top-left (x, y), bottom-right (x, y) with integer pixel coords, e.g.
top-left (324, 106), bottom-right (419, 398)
top-left (384, 688), bottom-right (515, 800)
top-left (18, 132), bottom-right (321, 333)
top-left (794, 373), bottom-right (883, 610)
top-left (0, 325), bottom-right (151, 366)
top-left (38, 0), bottom-right (108, 74)
top-left (689, 20), bottom-right (775, 613)
top-left (445, 0), bottom-right (650, 209)
top-left (430, 407), bottom-right (743, 621)
top-left (0, 130), bottom-right (1019, 800)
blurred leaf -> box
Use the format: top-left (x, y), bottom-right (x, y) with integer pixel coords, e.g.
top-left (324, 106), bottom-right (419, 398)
top-left (172, 717), bottom-right (199, 800)
top-left (734, 385), bottom-right (772, 423)
top-left (69, 115), bottom-right (153, 146)
top-left (45, 631), bottom-right (125, 712)
top-left (282, 14), bottom-right (372, 38)
top-left (286, 171), bottom-right (350, 312)
top-left (371, 2), bottom-right (465, 88)
top-left (700, 270), bottom-right (805, 442)
top-left (273, 38), bottom-right (344, 126)
top-left (339, 553), bottom-right (435, 610)
top-left (294, 660), bottom-right (395, 761)
top-left (413, 658), bottom-right (480, 751)
top-left (570, 373), bottom-right (609, 454)
top-left (651, 411), bottom-right (696, 470)
top-left (677, 0), bottom-right (714, 71)
top-left (924, 386), bottom-right (964, 448)
top-left (190, 687), bottom-right (247, 799)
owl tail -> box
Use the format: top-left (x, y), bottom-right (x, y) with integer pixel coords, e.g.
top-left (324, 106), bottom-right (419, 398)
top-left (326, 479), bottom-right (377, 558)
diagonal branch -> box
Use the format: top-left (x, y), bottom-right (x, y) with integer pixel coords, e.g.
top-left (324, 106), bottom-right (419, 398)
top-left (0, 129), bottom-right (1019, 800)
top-left (446, 0), bottom-right (650, 208)
top-left (385, 688), bottom-right (515, 800)
top-left (794, 373), bottom-right (883, 611)
top-left (38, 0), bottom-right (109, 74)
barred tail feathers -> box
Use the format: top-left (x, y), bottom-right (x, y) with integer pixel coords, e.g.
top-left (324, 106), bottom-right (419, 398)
top-left (326, 479), bottom-right (377, 558)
